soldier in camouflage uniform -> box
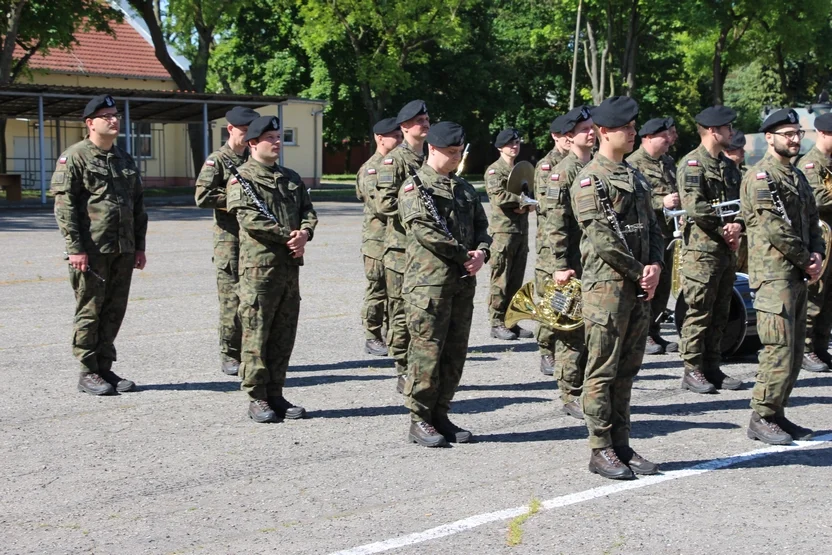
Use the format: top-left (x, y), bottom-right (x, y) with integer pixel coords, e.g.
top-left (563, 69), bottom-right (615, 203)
top-left (377, 100), bottom-right (430, 394)
top-left (570, 96), bottom-right (664, 480)
top-left (627, 117), bottom-right (679, 355)
top-left (485, 128), bottom-right (534, 341)
top-left (226, 116), bottom-right (318, 424)
top-left (52, 94), bottom-right (148, 396)
top-left (194, 106), bottom-right (260, 375)
top-left (799, 112), bottom-right (832, 372)
top-left (356, 117), bottom-right (402, 356)
top-left (725, 131), bottom-right (749, 274)
top-left (397, 121), bottom-right (492, 447)
top-left (677, 107), bottom-right (744, 395)
top-left (533, 116), bottom-right (572, 375)
top-left (741, 108), bottom-right (824, 444)
top-left (539, 106), bottom-right (594, 420)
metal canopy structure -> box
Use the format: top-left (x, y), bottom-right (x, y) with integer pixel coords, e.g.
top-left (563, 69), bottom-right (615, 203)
top-left (0, 84), bottom-right (300, 204)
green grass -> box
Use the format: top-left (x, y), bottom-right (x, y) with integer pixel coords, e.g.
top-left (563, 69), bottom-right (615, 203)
top-left (506, 497), bottom-right (542, 546)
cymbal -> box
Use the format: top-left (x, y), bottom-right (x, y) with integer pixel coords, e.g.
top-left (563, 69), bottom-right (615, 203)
top-left (507, 160), bottom-right (535, 195)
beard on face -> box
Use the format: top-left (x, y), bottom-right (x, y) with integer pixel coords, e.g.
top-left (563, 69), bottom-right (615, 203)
top-left (773, 141), bottom-right (799, 158)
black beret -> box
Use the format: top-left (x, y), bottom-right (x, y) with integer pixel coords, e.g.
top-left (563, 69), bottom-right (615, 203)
top-left (373, 117), bottom-right (400, 135)
top-left (638, 117), bottom-right (671, 137)
top-left (556, 105), bottom-right (593, 134)
top-left (760, 108), bottom-right (800, 133)
top-left (727, 130), bottom-right (746, 151)
top-left (244, 115), bottom-right (280, 141)
top-left (226, 106), bottom-right (260, 127)
top-left (426, 121), bottom-right (465, 148)
top-left (665, 116), bottom-right (676, 128)
top-left (396, 99), bottom-right (428, 125)
top-left (592, 96), bottom-right (639, 128)
top-left (549, 115), bottom-right (565, 134)
top-left (494, 128), bottom-right (520, 148)
top-left (815, 113), bottom-right (832, 133)
top-left (695, 106), bottom-right (736, 127)
top-left (82, 94), bottom-right (117, 119)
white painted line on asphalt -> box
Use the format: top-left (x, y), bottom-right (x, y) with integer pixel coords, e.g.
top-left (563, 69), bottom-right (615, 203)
top-left (330, 434), bottom-right (832, 555)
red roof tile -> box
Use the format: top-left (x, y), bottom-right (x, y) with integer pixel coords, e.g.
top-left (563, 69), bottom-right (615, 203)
top-left (14, 21), bottom-right (172, 80)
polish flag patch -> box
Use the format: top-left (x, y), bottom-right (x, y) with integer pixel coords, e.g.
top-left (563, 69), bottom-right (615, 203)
top-left (383, 158), bottom-right (393, 165)
top-left (687, 160), bottom-right (699, 167)
top-left (404, 183), bottom-right (414, 192)
top-left (805, 162), bottom-right (815, 169)
top-left (205, 159), bottom-right (215, 167)
top-left (59, 157), bottom-right (67, 164)
top-left (541, 164), bottom-right (551, 171)
top-left (551, 173), bottom-right (560, 181)
top-left (230, 178), bottom-right (238, 184)
top-left (756, 172), bottom-right (768, 180)
top-left (580, 178), bottom-right (592, 188)
top-left (367, 168), bottom-right (376, 175)
top-left (488, 169), bottom-right (496, 175)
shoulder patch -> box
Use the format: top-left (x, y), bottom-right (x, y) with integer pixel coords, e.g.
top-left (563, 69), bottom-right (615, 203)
top-left (687, 160), bottom-right (699, 167)
top-left (367, 168), bottom-right (377, 175)
top-left (551, 173), bottom-right (560, 182)
top-left (205, 159), bottom-right (215, 167)
top-left (805, 162), bottom-right (815, 170)
top-left (404, 183), bottom-right (415, 192)
top-left (577, 195), bottom-right (596, 214)
top-left (59, 156), bottom-right (67, 164)
top-left (384, 158), bottom-right (394, 165)
top-left (756, 172), bottom-right (768, 180)
top-left (580, 177), bottom-right (592, 188)
top-left (541, 163), bottom-right (551, 171)
top-left (228, 186), bottom-right (242, 202)
top-left (488, 169), bottom-right (496, 175)
top-left (756, 188), bottom-right (772, 202)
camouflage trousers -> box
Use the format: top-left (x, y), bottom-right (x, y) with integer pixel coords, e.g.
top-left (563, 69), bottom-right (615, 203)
top-left (581, 280), bottom-right (649, 450)
top-left (362, 256), bottom-right (387, 341)
top-left (385, 267), bottom-right (409, 377)
top-left (753, 279), bottom-right (807, 418)
top-left (68, 253), bottom-right (135, 373)
top-left (648, 241), bottom-right (674, 338)
top-left (403, 280), bottom-right (476, 423)
top-left (214, 240), bottom-right (241, 361)
top-left (534, 269), bottom-right (556, 357)
top-left (555, 326), bottom-right (587, 404)
top-left (238, 265), bottom-right (300, 401)
top-left (488, 232), bottom-right (528, 326)
top-left (805, 264), bottom-right (832, 354)
top-left (679, 251), bottom-right (735, 374)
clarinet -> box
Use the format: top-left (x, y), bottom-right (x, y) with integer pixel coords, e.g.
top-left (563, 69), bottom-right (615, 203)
top-left (765, 174), bottom-right (810, 282)
top-left (223, 159), bottom-right (279, 223)
top-left (593, 176), bottom-right (647, 298)
top-left (409, 168), bottom-right (469, 279)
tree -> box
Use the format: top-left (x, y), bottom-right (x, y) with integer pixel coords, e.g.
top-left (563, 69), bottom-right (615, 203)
top-left (0, 0), bottom-right (119, 172)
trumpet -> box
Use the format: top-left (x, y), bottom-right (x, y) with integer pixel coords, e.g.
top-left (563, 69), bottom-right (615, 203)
top-left (712, 199), bottom-right (741, 221)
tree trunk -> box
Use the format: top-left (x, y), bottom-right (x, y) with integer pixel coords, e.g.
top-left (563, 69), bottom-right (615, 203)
top-left (712, 26), bottom-right (730, 106)
top-left (622, 0), bottom-right (639, 95)
top-left (774, 42), bottom-right (789, 102)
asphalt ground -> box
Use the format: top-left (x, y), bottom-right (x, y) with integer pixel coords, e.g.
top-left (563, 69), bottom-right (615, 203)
top-left (1, 202), bottom-right (830, 554)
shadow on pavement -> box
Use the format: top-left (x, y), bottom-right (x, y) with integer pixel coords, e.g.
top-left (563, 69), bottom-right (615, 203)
top-left (658, 445), bottom-right (832, 472)
top-left (635, 373), bottom-right (679, 381)
top-left (290, 358), bottom-right (394, 372)
top-left (468, 342), bottom-right (538, 354)
top-left (457, 381), bottom-right (555, 392)
top-left (137, 381), bottom-right (239, 392)
top-left (477, 425), bottom-right (587, 443)
top-left (634, 396), bottom-right (832, 416)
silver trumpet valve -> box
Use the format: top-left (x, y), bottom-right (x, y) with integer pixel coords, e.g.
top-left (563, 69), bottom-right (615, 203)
top-left (519, 192), bottom-right (539, 209)
top-left (711, 199), bottom-right (741, 221)
top-left (663, 208), bottom-right (687, 239)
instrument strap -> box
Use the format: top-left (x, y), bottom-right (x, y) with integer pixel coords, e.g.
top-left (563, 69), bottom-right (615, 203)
top-left (224, 159), bottom-right (279, 223)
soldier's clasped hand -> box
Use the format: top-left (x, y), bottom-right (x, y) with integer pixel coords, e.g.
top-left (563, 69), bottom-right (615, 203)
top-left (69, 253), bottom-right (89, 273)
top-left (464, 249), bottom-right (485, 276)
top-left (640, 263), bottom-right (662, 301)
top-left (722, 222), bottom-right (742, 251)
top-left (662, 192), bottom-right (680, 209)
top-left (807, 252), bottom-right (823, 283)
top-left (554, 269), bottom-right (576, 285)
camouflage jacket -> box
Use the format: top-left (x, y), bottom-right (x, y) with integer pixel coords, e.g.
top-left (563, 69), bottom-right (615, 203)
top-left (534, 147), bottom-right (568, 271)
top-left (51, 138), bottom-right (148, 255)
top-left (570, 154), bottom-right (664, 287)
top-left (398, 165), bottom-right (491, 290)
top-left (677, 144), bottom-right (744, 254)
top-left (536, 151), bottom-right (585, 274)
top-left (376, 140), bottom-right (425, 272)
top-left (484, 157), bottom-right (529, 235)
top-left (194, 143), bottom-right (247, 243)
top-left (798, 146), bottom-right (832, 225)
top-left (741, 153), bottom-right (825, 289)
top-left (227, 159), bottom-right (318, 268)
top-left (356, 151), bottom-right (388, 260)
top-left (627, 147), bottom-right (677, 238)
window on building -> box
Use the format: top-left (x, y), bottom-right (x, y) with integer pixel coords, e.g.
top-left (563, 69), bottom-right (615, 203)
top-left (283, 128), bottom-right (297, 145)
top-left (117, 122), bottom-right (153, 158)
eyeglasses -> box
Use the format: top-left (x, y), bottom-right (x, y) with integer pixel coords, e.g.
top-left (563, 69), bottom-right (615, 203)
top-left (92, 113), bottom-right (122, 122)
top-left (771, 130), bottom-right (805, 141)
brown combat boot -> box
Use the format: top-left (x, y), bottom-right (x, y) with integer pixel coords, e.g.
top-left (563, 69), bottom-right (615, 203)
top-left (774, 412), bottom-right (814, 441)
top-left (645, 336), bottom-right (664, 355)
top-left (747, 412), bottom-right (792, 445)
top-left (364, 338), bottom-right (388, 357)
top-left (396, 375), bottom-right (406, 395)
top-left (708, 369), bottom-right (742, 390)
top-left (270, 396), bottom-right (306, 420)
top-left (408, 421), bottom-right (449, 447)
top-left (433, 414), bottom-right (472, 443)
top-left (98, 369), bottom-right (136, 393)
top-left (681, 368), bottom-right (717, 394)
top-left (220, 356), bottom-right (239, 376)
top-left (248, 399), bottom-right (279, 423)
top-left (562, 399), bottom-right (584, 420)
top-left (540, 355), bottom-right (555, 376)
top-left (588, 447), bottom-right (635, 480)
top-left (491, 325), bottom-right (518, 341)
top-left (77, 372), bottom-right (115, 396)
top-left (511, 325), bottom-right (534, 339)
top-left (802, 352), bottom-right (829, 373)
top-left (615, 446), bottom-right (659, 475)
